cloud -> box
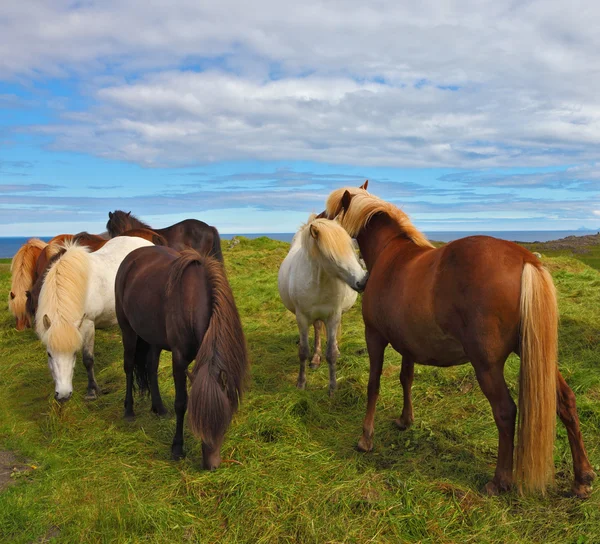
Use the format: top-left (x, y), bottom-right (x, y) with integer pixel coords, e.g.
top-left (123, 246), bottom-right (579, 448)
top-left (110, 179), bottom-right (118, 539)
top-left (0, 183), bottom-right (60, 193)
top-left (1, 1), bottom-right (600, 168)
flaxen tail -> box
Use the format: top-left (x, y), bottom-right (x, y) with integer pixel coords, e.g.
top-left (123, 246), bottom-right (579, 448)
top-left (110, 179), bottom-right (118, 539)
top-left (516, 262), bottom-right (558, 495)
top-left (169, 251), bottom-right (247, 449)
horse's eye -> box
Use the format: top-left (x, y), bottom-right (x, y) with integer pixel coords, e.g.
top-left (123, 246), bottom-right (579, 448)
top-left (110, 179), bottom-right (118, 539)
top-left (47, 352), bottom-right (52, 359)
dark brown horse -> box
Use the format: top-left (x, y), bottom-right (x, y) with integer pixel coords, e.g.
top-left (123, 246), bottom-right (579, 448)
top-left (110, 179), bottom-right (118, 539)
top-left (106, 210), bottom-right (223, 262)
top-left (115, 246), bottom-right (248, 469)
top-left (324, 181), bottom-right (595, 498)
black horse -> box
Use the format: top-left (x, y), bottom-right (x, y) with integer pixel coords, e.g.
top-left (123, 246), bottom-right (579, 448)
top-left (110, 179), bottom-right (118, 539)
top-left (114, 246), bottom-right (248, 469)
top-left (106, 210), bottom-right (223, 261)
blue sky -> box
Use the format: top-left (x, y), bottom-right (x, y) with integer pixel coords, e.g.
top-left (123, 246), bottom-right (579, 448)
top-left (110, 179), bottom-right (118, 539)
top-left (1, 1), bottom-right (599, 236)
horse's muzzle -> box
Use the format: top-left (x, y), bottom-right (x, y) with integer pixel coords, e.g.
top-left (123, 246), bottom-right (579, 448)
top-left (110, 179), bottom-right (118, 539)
top-left (55, 392), bottom-right (72, 403)
top-left (354, 273), bottom-right (369, 293)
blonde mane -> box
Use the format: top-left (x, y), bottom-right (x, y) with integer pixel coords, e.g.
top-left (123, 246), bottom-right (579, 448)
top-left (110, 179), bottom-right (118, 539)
top-left (36, 241), bottom-right (90, 353)
top-left (8, 238), bottom-right (47, 320)
top-left (326, 187), bottom-right (434, 249)
top-left (300, 214), bottom-right (356, 264)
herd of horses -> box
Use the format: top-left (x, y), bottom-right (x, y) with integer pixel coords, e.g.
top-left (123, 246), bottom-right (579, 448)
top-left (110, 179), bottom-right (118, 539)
top-left (6, 181), bottom-right (596, 498)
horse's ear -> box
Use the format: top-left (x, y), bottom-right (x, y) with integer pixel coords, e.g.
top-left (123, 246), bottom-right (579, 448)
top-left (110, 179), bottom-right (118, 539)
top-left (310, 224), bottom-right (319, 239)
top-left (126, 211), bottom-right (131, 217)
top-left (43, 314), bottom-right (51, 329)
top-left (360, 179), bottom-right (369, 190)
top-left (9, 291), bottom-right (15, 300)
top-left (108, 211), bottom-right (113, 219)
top-left (341, 190), bottom-right (353, 211)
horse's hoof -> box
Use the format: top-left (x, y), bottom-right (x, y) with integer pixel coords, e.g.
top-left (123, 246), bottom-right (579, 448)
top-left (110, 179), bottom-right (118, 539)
top-left (394, 417), bottom-right (413, 431)
top-left (328, 385), bottom-right (337, 397)
top-left (572, 482), bottom-right (593, 499)
top-left (310, 355), bottom-right (321, 369)
top-left (152, 406), bottom-right (168, 417)
top-left (171, 451), bottom-right (186, 461)
top-left (123, 411), bottom-right (135, 421)
top-left (296, 380), bottom-right (306, 390)
top-left (84, 390), bottom-right (98, 401)
top-left (356, 436), bottom-right (373, 453)
top-left (309, 362), bottom-right (320, 370)
top-left (482, 481), bottom-right (500, 496)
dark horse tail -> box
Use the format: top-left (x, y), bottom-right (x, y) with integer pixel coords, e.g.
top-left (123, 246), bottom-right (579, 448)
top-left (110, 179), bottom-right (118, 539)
top-left (167, 249), bottom-right (247, 450)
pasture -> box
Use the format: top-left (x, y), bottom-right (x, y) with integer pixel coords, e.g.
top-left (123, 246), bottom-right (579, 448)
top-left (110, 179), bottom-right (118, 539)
top-left (0, 237), bottom-right (599, 543)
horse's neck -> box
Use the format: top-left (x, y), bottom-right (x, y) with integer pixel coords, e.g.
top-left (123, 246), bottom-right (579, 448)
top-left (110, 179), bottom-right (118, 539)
top-left (356, 215), bottom-right (415, 271)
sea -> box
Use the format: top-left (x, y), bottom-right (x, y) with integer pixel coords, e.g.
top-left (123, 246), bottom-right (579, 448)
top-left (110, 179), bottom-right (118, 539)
top-left (0, 230), bottom-right (597, 259)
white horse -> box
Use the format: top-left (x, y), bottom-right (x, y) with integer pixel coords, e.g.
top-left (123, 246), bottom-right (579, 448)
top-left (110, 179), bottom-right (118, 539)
top-left (278, 214), bottom-right (368, 395)
top-left (36, 236), bottom-right (154, 401)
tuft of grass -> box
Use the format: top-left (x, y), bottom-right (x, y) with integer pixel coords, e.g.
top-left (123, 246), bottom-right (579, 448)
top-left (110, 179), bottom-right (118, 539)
top-left (0, 239), bottom-right (599, 543)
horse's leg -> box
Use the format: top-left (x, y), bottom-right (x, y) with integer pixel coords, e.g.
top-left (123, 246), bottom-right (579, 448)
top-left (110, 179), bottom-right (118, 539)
top-left (325, 313), bottom-right (342, 396)
top-left (310, 320), bottom-right (323, 369)
top-left (171, 351), bottom-right (188, 460)
top-left (556, 371), bottom-right (596, 498)
top-left (357, 326), bottom-right (388, 452)
top-left (295, 313), bottom-right (310, 389)
top-left (122, 326), bottom-right (138, 421)
top-left (148, 346), bottom-right (167, 416)
top-left (473, 363), bottom-right (516, 495)
top-left (81, 320), bottom-right (99, 400)
top-left (395, 356), bottom-right (415, 430)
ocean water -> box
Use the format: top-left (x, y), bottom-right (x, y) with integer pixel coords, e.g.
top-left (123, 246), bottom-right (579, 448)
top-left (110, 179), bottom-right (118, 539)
top-left (0, 231), bottom-right (597, 259)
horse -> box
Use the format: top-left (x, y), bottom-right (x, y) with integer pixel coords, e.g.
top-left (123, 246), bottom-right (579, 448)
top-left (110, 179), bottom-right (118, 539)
top-left (35, 236), bottom-right (154, 402)
top-left (34, 234), bottom-right (74, 283)
top-left (8, 238), bottom-right (47, 330)
top-left (323, 181), bottom-right (595, 498)
top-left (278, 214), bottom-right (368, 395)
top-left (114, 247), bottom-right (248, 470)
top-left (26, 229), bottom-right (167, 326)
top-left (106, 210), bottom-right (223, 262)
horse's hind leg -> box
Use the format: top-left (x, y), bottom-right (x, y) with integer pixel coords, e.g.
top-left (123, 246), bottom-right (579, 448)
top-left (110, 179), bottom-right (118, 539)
top-left (148, 346), bottom-right (167, 416)
top-left (295, 314), bottom-right (310, 389)
top-left (325, 313), bottom-right (342, 396)
top-left (121, 324), bottom-right (138, 420)
top-left (171, 351), bottom-right (188, 460)
top-left (395, 356), bottom-right (414, 430)
top-left (473, 362), bottom-right (516, 495)
top-left (556, 371), bottom-right (596, 498)
top-left (357, 326), bottom-right (388, 452)
top-left (310, 320), bottom-right (323, 369)
top-left (81, 320), bottom-right (99, 400)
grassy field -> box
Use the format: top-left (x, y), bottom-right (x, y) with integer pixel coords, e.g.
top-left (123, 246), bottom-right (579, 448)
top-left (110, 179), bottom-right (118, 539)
top-left (0, 238), bottom-right (599, 543)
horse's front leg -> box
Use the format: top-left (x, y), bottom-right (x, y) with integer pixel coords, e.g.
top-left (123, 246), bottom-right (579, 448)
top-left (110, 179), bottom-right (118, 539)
top-left (81, 320), bottom-right (99, 400)
top-left (325, 313), bottom-right (342, 396)
top-left (171, 351), bottom-right (188, 461)
top-left (357, 325), bottom-right (388, 452)
top-left (295, 313), bottom-right (310, 389)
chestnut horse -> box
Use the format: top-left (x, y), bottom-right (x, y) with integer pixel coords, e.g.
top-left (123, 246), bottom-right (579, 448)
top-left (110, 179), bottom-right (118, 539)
top-left (324, 181), bottom-right (595, 498)
top-left (26, 229), bottom-right (167, 325)
top-left (115, 247), bottom-right (248, 469)
top-left (106, 210), bottom-right (223, 262)
top-left (8, 238), bottom-right (47, 330)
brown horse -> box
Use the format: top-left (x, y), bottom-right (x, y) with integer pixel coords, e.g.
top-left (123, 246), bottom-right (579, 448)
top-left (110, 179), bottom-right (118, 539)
top-left (73, 228), bottom-right (167, 250)
top-left (115, 247), bottom-right (248, 469)
top-left (106, 210), bottom-right (223, 262)
top-left (324, 181), bottom-right (595, 498)
top-left (8, 238), bottom-right (48, 330)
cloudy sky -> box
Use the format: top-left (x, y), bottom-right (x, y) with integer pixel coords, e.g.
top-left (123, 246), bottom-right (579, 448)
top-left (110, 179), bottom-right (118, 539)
top-left (1, 0), bottom-right (600, 235)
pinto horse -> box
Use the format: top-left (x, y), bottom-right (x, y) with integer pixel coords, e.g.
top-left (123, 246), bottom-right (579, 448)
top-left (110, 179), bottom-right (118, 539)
top-left (106, 210), bottom-right (223, 262)
top-left (115, 247), bottom-right (248, 469)
top-left (324, 181), bottom-right (595, 497)
top-left (278, 214), bottom-right (368, 394)
top-left (8, 238), bottom-right (47, 330)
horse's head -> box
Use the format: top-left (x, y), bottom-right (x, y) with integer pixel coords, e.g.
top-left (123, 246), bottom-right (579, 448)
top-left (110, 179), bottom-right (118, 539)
top-left (39, 313), bottom-right (85, 402)
top-left (106, 210), bottom-right (133, 237)
top-left (8, 290), bottom-right (31, 330)
top-left (303, 216), bottom-right (368, 292)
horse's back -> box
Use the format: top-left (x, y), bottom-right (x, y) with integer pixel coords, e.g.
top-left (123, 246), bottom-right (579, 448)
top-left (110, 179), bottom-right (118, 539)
top-left (158, 219), bottom-right (222, 260)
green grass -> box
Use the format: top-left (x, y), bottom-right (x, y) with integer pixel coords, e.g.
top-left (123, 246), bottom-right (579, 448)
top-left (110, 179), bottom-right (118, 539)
top-left (1, 238), bottom-right (600, 543)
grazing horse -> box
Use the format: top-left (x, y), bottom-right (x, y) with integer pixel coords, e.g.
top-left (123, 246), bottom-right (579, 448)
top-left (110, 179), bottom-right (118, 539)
top-left (8, 238), bottom-right (47, 330)
top-left (115, 247), bottom-right (248, 470)
top-left (35, 237), bottom-right (154, 401)
top-left (323, 181), bottom-right (595, 498)
top-left (106, 210), bottom-right (223, 262)
top-left (278, 214), bottom-right (368, 395)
